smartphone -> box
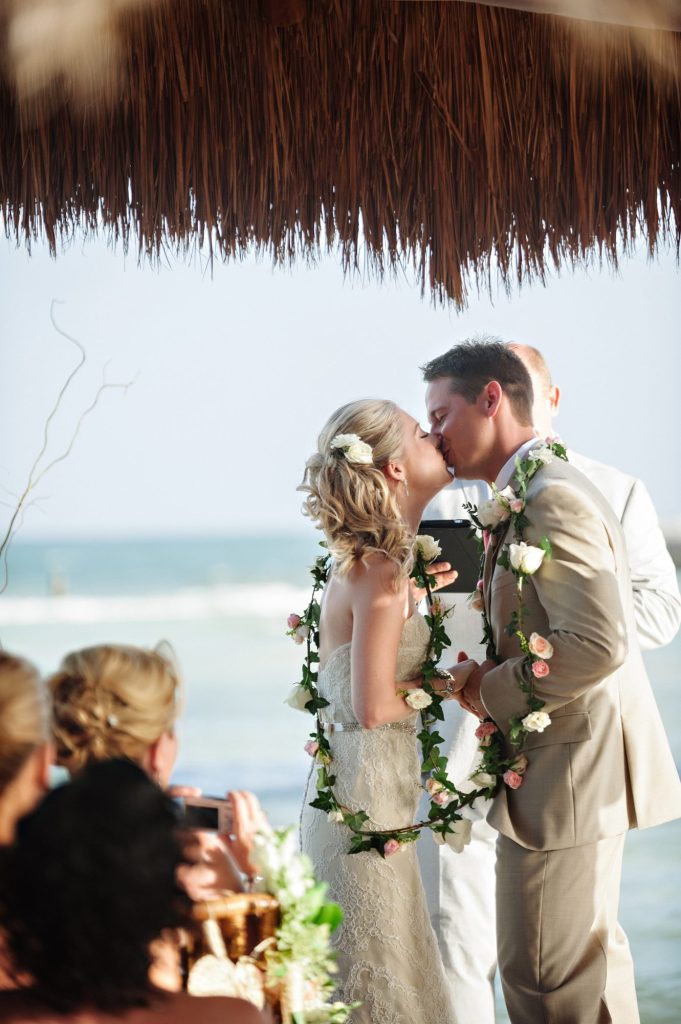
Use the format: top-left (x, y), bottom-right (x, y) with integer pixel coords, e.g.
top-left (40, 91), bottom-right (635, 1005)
top-left (176, 795), bottom-right (232, 833)
top-left (418, 519), bottom-right (481, 594)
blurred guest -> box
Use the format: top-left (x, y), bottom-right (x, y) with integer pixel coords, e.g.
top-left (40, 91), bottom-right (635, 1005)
top-left (0, 758), bottom-right (268, 1024)
top-left (48, 643), bottom-right (267, 894)
top-left (0, 652), bottom-right (51, 846)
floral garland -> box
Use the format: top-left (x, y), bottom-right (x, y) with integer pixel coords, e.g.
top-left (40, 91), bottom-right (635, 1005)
top-left (249, 827), bottom-right (358, 1023)
top-left (286, 539), bottom-right (499, 857)
top-left (463, 438), bottom-right (569, 786)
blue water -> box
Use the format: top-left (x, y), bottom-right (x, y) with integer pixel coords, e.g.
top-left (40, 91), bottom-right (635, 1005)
top-left (0, 537), bottom-right (679, 1022)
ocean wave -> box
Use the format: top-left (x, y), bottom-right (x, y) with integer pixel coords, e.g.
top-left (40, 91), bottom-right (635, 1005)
top-left (0, 583), bottom-right (311, 626)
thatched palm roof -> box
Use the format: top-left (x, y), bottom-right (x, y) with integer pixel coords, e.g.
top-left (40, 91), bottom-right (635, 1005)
top-left (1, 0), bottom-right (679, 305)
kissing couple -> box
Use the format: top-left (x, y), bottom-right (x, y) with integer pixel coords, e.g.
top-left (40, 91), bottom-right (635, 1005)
top-left (296, 339), bottom-right (681, 1024)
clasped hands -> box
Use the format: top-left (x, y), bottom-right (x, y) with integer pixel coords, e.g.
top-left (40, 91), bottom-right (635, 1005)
top-left (440, 654), bottom-right (497, 720)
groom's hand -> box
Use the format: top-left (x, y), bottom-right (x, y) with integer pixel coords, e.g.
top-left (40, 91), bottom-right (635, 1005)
top-left (458, 659), bottom-right (497, 718)
top-left (410, 561), bottom-right (458, 603)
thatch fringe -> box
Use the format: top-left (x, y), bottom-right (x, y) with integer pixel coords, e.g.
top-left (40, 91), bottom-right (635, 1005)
top-left (0, 0), bottom-right (679, 306)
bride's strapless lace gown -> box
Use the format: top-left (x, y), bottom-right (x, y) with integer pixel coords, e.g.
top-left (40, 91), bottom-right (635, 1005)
top-left (300, 613), bottom-right (456, 1024)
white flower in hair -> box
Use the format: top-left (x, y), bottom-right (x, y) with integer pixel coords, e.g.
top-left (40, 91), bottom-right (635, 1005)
top-left (329, 433), bottom-right (374, 465)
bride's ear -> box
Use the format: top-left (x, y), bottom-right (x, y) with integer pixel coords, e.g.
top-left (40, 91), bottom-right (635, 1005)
top-left (383, 461), bottom-right (406, 488)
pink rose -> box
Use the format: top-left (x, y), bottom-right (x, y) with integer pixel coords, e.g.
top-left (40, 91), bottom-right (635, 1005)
top-left (384, 839), bottom-right (401, 856)
top-left (475, 722), bottom-right (498, 740)
top-left (503, 770), bottom-right (523, 789)
top-left (304, 740), bottom-right (319, 757)
top-left (287, 613), bottom-right (302, 629)
top-left (432, 790), bottom-right (451, 807)
top-left (531, 660), bottom-right (550, 678)
top-left (511, 754), bottom-right (529, 775)
top-left (476, 578), bottom-right (484, 592)
top-left (528, 633), bottom-right (554, 659)
top-left (510, 498), bottom-right (525, 514)
top-left (425, 777), bottom-right (446, 796)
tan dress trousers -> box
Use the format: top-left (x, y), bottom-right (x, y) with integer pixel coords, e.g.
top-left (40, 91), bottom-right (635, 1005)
top-left (496, 833), bottom-right (640, 1024)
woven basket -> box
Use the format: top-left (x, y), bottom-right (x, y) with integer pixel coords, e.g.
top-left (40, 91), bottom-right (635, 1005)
top-left (189, 891), bottom-right (280, 963)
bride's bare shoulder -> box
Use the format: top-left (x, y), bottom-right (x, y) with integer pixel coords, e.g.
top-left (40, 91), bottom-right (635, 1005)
top-left (347, 554), bottom-right (406, 599)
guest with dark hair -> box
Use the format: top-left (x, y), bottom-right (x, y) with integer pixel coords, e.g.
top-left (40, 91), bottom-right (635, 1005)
top-left (0, 759), bottom-right (269, 1023)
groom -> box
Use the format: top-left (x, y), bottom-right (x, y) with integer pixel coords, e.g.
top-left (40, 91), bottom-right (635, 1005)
top-left (423, 340), bottom-right (681, 1023)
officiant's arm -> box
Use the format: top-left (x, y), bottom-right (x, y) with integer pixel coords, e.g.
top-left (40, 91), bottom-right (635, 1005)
top-left (478, 483), bottom-right (629, 731)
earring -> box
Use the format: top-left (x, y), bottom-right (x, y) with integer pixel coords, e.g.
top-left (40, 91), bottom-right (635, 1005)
top-left (403, 478), bottom-right (410, 497)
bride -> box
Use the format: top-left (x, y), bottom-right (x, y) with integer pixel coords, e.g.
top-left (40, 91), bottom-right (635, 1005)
top-left (298, 399), bottom-right (476, 1024)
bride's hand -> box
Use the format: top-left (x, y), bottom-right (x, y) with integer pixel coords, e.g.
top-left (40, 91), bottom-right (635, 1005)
top-left (410, 561), bottom-right (458, 604)
top-left (435, 658), bottom-right (478, 698)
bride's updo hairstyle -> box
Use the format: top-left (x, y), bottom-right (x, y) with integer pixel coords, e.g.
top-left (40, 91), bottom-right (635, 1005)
top-left (0, 652), bottom-right (48, 796)
top-left (49, 644), bottom-right (180, 774)
top-left (300, 399), bottom-right (414, 579)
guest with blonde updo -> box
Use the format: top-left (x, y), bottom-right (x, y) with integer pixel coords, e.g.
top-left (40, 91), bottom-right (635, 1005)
top-left (0, 652), bottom-right (52, 846)
top-left (49, 644), bottom-right (267, 899)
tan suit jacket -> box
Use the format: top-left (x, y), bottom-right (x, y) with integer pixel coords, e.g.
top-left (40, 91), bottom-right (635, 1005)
top-left (480, 457), bottom-right (681, 851)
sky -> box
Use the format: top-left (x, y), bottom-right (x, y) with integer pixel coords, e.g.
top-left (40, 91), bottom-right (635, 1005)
top-left (1, 232), bottom-right (679, 540)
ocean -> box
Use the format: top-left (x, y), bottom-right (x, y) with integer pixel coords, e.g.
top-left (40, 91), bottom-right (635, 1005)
top-left (0, 536), bottom-right (679, 1023)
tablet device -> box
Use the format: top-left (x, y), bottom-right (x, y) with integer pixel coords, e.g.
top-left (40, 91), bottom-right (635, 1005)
top-left (418, 519), bottom-right (480, 595)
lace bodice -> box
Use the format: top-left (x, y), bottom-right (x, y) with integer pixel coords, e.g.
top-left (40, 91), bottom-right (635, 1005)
top-left (299, 612), bottom-right (455, 1023)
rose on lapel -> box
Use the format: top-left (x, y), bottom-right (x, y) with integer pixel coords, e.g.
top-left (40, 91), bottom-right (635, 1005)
top-left (521, 710), bottom-right (552, 733)
top-left (509, 541), bottom-right (545, 575)
top-left (502, 769), bottom-right (523, 789)
top-left (528, 633), bottom-right (553, 659)
top-left (477, 486), bottom-right (515, 529)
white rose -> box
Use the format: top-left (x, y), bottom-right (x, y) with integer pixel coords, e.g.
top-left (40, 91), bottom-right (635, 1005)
top-left (476, 497), bottom-right (509, 529)
top-left (433, 817), bottom-right (473, 854)
top-left (329, 433), bottom-right (373, 465)
top-left (327, 810), bottom-right (344, 824)
top-left (284, 684), bottom-right (311, 712)
top-left (470, 770), bottom-right (496, 788)
top-left (521, 710), bottom-right (552, 733)
top-left (404, 688), bottom-right (433, 710)
top-left (414, 534), bottom-right (442, 562)
top-left (528, 632), bottom-right (554, 659)
top-left (531, 442), bottom-right (554, 465)
top-left (509, 541), bottom-right (545, 575)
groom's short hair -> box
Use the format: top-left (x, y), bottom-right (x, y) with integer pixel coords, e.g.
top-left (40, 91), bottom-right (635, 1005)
top-left (421, 338), bottom-right (533, 426)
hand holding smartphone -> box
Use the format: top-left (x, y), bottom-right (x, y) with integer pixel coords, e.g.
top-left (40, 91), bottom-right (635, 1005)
top-left (418, 519), bottom-right (480, 594)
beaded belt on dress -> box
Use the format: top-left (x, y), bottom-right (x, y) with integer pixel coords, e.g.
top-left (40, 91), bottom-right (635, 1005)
top-left (320, 721), bottom-right (416, 735)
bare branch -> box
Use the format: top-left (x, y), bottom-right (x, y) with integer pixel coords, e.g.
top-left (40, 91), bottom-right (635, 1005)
top-left (0, 305), bottom-right (134, 593)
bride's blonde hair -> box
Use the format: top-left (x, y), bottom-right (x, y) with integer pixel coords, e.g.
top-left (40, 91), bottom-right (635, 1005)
top-left (48, 644), bottom-right (181, 774)
top-left (300, 399), bottom-right (414, 579)
top-left (0, 652), bottom-right (49, 795)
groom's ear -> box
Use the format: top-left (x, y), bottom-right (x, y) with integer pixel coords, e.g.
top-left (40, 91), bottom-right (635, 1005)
top-left (480, 381), bottom-right (503, 418)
